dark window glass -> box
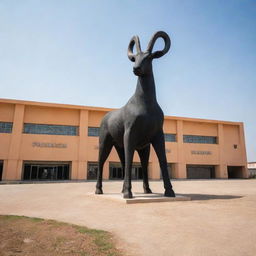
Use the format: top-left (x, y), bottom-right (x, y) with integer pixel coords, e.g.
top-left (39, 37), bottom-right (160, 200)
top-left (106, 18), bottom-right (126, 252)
top-left (63, 165), bottom-right (69, 179)
top-left (164, 133), bottom-right (176, 142)
top-left (183, 135), bottom-right (217, 144)
top-left (88, 127), bottom-right (100, 137)
top-left (87, 163), bottom-right (98, 180)
top-left (31, 166), bottom-right (38, 179)
top-left (22, 163), bottom-right (70, 180)
top-left (109, 163), bottom-right (142, 180)
top-left (23, 165), bottom-right (31, 180)
top-left (0, 122), bottom-right (13, 133)
top-left (187, 165), bottom-right (215, 179)
top-left (117, 168), bottom-right (123, 179)
top-left (131, 166), bottom-right (143, 180)
top-left (23, 123), bottom-right (78, 136)
top-left (57, 166), bottom-right (63, 179)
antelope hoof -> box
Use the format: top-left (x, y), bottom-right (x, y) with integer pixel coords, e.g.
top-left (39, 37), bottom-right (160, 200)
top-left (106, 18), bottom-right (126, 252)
top-left (95, 188), bottom-right (103, 194)
top-left (164, 189), bottom-right (175, 197)
top-left (144, 187), bottom-right (152, 194)
top-left (123, 191), bottom-right (133, 199)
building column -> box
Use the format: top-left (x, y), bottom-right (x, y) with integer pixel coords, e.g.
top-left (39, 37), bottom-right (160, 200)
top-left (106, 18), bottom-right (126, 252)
top-left (239, 123), bottom-right (248, 178)
top-left (175, 163), bottom-right (186, 179)
top-left (4, 104), bottom-right (25, 181)
top-left (176, 120), bottom-right (186, 179)
top-left (103, 161), bottom-right (109, 180)
top-left (147, 162), bottom-right (153, 179)
top-left (77, 109), bottom-right (89, 180)
top-left (71, 161), bottom-right (78, 180)
top-left (215, 164), bottom-right (228, 178)
top-left (78, 161), bottom-right (87, 180)
top-left (151, 160), bottom-right (160, 179)
top-left (217, 124), bottom-right (227, 179)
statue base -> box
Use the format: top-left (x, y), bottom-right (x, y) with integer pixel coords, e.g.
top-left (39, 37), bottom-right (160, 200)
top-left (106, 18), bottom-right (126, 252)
top-left (90, 192), bottom-right (191, 204)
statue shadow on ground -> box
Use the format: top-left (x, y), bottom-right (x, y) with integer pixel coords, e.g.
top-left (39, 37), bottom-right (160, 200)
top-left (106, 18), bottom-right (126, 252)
top-left (178, 194), bottom-right (243, 201)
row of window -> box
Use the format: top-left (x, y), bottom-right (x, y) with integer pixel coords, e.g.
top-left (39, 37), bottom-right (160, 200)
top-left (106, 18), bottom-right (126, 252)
top-left (0, 122), bottom-right (13, 133)
top-left (183, 135), bottom-right (217, 144)
top-left (24, 123), bottom-right (78, 136)
top-left (88, 127), bottom-right (217, 144)
top-left (0, 122), bottom-right (217, 144)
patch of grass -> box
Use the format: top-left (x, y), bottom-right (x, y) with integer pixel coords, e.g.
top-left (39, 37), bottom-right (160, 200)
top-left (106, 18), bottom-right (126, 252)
top-left (0, 215), bottom-right (122, 256)
top-left (75, 225), bottom-right (116, 254)
top-left (1, 215), bottom-right (43, 222)
top-left (46, 219), bottom-right (69, 227)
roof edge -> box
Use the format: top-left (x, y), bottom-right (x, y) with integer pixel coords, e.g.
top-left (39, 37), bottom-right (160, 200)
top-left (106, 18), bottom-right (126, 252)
top-left (0, 98), bottom-right (243, 125)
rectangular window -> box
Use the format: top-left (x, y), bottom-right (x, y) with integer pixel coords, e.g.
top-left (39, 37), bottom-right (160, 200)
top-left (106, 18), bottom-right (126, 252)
top-left (23, 123), bottom-right (78, 136)
top-left (164, 133), bottom-right (176, 142)
top-left (183, 135), bottom-right (217, 144)
top-left (0, 122), bottom-right (13, 133)
top-left (88, 127), bottom-right (100, 137)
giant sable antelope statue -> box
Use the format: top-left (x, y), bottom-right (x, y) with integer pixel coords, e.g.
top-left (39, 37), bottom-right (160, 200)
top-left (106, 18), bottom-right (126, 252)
top-left (95, 31), bottom-right (175, 198)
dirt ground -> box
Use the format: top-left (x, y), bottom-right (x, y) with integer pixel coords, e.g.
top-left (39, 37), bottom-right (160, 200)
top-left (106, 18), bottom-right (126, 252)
top-left (0, 215), bottom-right (122, 256)
top-left (0, 180), bottom-right (256, 256)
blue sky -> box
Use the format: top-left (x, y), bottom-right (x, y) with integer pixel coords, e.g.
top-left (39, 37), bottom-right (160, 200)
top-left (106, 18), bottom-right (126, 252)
top-left (0, 0), bottom-right (255, 161)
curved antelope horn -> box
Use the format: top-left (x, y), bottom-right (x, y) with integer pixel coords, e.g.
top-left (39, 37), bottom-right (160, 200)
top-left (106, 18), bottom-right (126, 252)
top-left (147, 31), bottom-right (171, 59)
top-left (127, 35), bottom-right (141, 62)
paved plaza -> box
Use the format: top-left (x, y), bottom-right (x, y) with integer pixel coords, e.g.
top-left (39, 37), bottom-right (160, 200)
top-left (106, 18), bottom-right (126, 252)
top-left (0, 180), bottom-right (256, 256)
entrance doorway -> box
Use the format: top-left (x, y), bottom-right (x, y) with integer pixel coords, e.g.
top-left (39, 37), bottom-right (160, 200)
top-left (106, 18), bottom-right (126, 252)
top-left (228, 166), bottom-right (244, 178)
top-left (187, 165), bottom-right (215, 179)
top-left (87, 162), bottom-right (98, 180)
top-left (109, 163), bottom-right (143, 180)
top-left (23, 162), bottom-right (70, 181)
top-left (0, 161), bottom-right (3, 181)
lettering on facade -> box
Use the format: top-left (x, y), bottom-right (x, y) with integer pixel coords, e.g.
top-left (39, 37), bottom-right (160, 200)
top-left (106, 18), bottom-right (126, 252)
top-left (191, 150), bottom-right (212, 155)
top-left (32, 142), bottom-right (67, 148)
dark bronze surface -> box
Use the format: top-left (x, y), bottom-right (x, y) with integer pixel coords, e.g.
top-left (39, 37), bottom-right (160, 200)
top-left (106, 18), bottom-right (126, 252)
top-left (96, 31), bottom-right (175, 198)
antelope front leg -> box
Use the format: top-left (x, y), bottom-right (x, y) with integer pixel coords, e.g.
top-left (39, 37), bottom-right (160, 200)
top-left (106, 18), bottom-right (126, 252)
top-left (152, 131), bottom-right (175, 197)
top-left (123, 130), bottom-right (135, 198)
top-left (137, 145), bottom-right (152, 193)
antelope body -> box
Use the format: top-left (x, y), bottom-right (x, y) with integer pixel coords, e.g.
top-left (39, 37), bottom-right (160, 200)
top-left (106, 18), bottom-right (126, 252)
top-left (95, 31), bottom-right (175, 198)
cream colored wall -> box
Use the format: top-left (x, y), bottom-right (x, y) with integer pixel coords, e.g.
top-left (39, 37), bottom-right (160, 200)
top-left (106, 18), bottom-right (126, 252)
top-left (0, 135), bottom-right (12, 158)
top-left (88, 110), bottom-right (106, 127)
top-left (24, 105), bottom-right (80, 125)
top-left (223, 124), bottom-right (243, 164)
top-left (0, 103), bottom-right (15, 122)
top-left (183, 121), bottom-right (218, 136)
top-left (0, 99), bottom-right (248, 181)
top-left (163, 119), bottom-right (177, 133)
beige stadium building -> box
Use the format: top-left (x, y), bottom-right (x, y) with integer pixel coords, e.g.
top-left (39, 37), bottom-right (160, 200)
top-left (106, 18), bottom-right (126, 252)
top-left (0, 98), bottom-right (248, 182)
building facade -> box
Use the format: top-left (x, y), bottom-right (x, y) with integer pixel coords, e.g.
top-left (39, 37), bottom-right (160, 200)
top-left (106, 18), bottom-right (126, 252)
top-left (0, 98), bottom-right (248, 182)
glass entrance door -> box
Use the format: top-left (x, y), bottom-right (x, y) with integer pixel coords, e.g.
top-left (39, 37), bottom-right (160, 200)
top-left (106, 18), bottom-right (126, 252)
top-left (131, 166), bottom-right (143, 180)
top-left (109, 163), bottom-right (143, 180)
top-left (23, 163), bottom-right (70, 180)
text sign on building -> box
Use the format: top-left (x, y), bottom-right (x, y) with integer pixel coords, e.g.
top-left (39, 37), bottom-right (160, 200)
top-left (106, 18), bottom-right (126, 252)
top-left (191, 150), bottom-right (212, 155)
top-left (32, 142), bottom-right (67, 148)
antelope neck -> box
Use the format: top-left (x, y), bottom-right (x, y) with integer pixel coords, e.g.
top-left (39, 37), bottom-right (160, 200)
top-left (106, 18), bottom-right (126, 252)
top-left (135, 73), bottom-right (157, 102)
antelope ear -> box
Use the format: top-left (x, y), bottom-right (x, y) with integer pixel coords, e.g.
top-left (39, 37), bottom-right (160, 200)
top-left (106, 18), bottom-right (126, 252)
top-left (147, 31), bottom-right (171, 59)
top-left (127, 36), bottom-right (141, 62)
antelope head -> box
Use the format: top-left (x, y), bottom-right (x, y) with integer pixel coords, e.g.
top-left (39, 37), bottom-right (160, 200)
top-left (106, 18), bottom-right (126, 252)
top-left (127, 31), bottom-right (171, 76)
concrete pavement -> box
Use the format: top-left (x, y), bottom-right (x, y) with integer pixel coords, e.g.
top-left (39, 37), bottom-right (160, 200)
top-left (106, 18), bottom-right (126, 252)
top-left (0, 180), bottom-right (256, 256)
